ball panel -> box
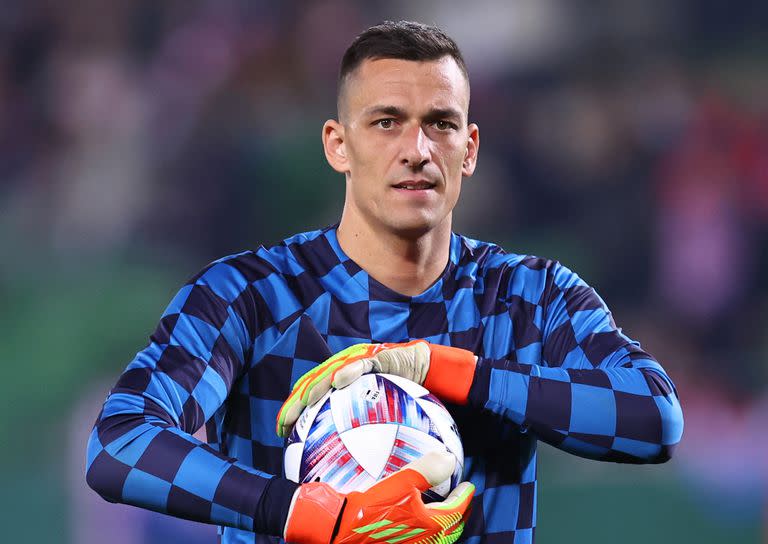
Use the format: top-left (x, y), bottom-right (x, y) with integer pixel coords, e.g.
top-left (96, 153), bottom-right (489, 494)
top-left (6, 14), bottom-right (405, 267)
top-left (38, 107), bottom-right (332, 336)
top-left (330, 374), bottom-right (438, 438)
top-left (377, 373), bottom-right (429, 397)
top-left (284, 372), bottom-right (465, 497)
top-left (319, 456), bottom-right (377, 493)
top-left (284, 442), bottom-right (303, 482)
top-left (300, 398), bottom-right (341, 482)
top-left (416, 396), bottom-right (464, 463)
top-left (290, 388), bottom-right (333, 444)
top-left (338, 424), bottom-right (398, 481)
top-left (301, 428), bottom-right (346, 483)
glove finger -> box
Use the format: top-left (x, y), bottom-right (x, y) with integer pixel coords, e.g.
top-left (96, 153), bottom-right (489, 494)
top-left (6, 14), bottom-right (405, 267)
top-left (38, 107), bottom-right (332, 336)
top-left (299, 344), bottom-right (376, 403)
top-left (277, 344), bottom-right (376, 438)
top-left (276, 374), bottom-right (331, 438)
top-left (305, 350), bottom-right (377, 405)
top-left (401, 451), bottom-right (456, 489)
top-left (425, 482), bottom-right (475, 544)
top-left (411, 341), bottom-right (432, 383)
top-left (298, 363), bottom-right (337, 405)
top-left (305, 373), bottom-right (333, 407)
top-left (276, 397), bottom-right (305, 438)
top-left (424, 482), bottom-right (474, 544)
top-left (331, 358), bottom-right (373, 389)
top-left (287, 365), bottom-right (327, 410)
top-left (374, 343), bottom-right (431, 384)
top-left (427, 481), bottom-right (475, 512)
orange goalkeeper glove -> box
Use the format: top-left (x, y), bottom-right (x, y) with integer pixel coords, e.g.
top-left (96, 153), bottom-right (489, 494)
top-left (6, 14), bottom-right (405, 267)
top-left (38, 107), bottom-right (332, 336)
top-left (283, 451), bottom-right (474, 544)
top-left (276, 341), bottom-right (476, 438)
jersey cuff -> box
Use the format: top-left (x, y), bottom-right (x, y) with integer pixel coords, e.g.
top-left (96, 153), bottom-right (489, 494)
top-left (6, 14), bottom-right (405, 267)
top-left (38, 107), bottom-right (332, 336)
top-left (467, 357), bottom-right (493, 409)
top-left (253, 476), bottom-right (300, 536)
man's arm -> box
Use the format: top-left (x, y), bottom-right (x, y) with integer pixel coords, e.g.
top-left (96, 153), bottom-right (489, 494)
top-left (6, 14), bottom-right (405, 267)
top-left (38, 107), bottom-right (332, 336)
top-left (467, 261), bottom-right (683, 463)
top-left (85, 255), bottom-right (297, 534)
top-left (274, 260), bottom-right (682, 463)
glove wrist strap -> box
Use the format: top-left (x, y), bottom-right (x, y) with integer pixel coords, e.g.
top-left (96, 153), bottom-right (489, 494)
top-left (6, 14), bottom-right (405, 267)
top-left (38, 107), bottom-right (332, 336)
top-left (285, 483), bottom-right (345, 544)
top-left (424, 344), bottom-right (477, 405)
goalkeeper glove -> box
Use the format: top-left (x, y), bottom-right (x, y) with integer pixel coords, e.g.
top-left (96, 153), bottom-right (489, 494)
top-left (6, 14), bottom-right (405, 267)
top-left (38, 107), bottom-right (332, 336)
top-left (283, 451), bottom-right (474, 544)
top-left (276, 341), bottom-right (476, 438)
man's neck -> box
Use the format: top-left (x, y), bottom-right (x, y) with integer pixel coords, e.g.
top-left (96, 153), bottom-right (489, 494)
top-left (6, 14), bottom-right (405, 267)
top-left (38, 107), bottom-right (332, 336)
top-left (336, 216), bottom-right (452, 297)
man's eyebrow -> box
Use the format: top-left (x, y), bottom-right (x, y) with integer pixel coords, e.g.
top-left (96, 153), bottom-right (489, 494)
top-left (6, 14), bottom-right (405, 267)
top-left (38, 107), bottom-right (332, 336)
top-left (423, 107), bottom-right (463, 122)
top-left (363, 105), bottom-right (406, 117)
top-left (363, 105), bottom-right (464, 121)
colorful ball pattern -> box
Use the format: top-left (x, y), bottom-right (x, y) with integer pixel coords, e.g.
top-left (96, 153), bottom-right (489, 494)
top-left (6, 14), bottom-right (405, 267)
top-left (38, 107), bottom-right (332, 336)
top-left (284, 373), bottom-right (464, 499)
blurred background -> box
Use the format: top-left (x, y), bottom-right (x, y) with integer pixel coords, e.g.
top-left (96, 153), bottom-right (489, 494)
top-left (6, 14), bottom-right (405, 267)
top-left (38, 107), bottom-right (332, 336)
top-left (1, 0), bottom-right (766, 542)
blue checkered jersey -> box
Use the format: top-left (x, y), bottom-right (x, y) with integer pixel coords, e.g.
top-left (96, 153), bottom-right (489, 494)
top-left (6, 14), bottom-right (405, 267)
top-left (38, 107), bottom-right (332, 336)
top-left (86, 225), bottom-right (683, 544)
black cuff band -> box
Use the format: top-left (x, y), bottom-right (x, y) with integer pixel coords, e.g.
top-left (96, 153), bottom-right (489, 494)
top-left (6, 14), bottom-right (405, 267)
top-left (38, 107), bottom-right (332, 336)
top-left (254, 477), bottom-right (300, 536)
top-left (467, 356), bottom-right (493, 408)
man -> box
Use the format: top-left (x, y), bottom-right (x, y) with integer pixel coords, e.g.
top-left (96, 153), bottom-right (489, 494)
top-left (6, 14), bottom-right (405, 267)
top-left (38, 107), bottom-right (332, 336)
top-left (86, 21), bottom-right (684, 544)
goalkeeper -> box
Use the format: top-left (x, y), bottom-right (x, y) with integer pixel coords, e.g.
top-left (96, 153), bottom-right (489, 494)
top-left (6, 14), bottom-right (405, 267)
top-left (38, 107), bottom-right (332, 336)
top-left (86, 20), bottom-right (684, 544)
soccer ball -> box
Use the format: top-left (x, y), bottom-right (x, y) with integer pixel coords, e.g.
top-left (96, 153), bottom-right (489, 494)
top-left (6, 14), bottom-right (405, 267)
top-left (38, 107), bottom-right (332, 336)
top-left (284, 373), bottom-right (464, 499)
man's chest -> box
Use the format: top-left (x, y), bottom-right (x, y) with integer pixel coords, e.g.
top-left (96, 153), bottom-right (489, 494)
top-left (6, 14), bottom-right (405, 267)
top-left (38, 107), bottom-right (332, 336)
top-left (243, 285), bottom-right (544, 402)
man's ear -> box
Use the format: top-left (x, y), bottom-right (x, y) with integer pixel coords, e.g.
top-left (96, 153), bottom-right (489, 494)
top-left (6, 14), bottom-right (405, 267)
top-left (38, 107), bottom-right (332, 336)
top-left (322, 120), bottom-right (349, 174)
top-left (461, 123), bottom-right (480, 177)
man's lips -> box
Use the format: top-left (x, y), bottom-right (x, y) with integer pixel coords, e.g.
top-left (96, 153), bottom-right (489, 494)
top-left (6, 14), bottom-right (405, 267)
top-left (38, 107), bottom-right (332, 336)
top-left (391, 179), bottom-right (437, 190)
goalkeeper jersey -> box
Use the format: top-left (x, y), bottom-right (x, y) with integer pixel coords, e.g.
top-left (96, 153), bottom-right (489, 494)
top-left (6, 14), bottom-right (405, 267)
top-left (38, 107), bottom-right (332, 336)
top-left (86, 225), bottom-right (683, 544)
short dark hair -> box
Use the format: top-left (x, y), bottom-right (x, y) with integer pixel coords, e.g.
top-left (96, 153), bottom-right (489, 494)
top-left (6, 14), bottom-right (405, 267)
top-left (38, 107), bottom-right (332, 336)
top-left (337, 21), bottom-right (469, 115)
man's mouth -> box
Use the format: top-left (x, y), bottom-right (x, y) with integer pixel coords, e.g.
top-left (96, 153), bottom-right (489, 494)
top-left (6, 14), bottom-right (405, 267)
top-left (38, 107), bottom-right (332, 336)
top-left (391, 180), bottom-right (436, 190)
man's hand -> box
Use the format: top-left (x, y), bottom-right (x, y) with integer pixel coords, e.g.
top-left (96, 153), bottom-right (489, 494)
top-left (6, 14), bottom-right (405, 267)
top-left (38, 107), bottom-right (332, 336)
top-left (276, 341), bottom-right (476, 438)
top-left (283, 451), bottom-right (474, 544)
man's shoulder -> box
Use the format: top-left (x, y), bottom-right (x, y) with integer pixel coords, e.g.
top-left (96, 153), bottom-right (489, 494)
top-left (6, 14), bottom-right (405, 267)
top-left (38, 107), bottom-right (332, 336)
top-left (200, 226), bottom-right (337, 281)
top-left (454, 235), bottom-right (589, 308)
top-left (454, 233), bottom-right (558, 274)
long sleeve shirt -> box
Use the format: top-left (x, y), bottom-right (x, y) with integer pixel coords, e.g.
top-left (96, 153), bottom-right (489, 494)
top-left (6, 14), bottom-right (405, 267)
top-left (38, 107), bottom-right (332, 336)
top-left (86, 225), bottom-right (683, 544)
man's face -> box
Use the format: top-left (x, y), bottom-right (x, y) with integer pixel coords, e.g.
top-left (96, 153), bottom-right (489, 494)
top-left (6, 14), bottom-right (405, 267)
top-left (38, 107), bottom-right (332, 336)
top-left (326, 56), bottom-right (479, 237)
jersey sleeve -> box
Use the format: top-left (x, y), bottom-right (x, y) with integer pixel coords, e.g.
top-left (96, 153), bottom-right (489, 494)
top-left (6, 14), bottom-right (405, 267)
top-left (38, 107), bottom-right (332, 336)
top-left (85, 255), bottom-right (297, 534)
top-left (468, 261), bottom-right (684, 463)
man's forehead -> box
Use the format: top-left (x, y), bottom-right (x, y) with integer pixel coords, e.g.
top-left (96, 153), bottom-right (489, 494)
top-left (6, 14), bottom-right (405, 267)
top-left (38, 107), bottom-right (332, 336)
top-left (341, 56), bottom-right (469, 116)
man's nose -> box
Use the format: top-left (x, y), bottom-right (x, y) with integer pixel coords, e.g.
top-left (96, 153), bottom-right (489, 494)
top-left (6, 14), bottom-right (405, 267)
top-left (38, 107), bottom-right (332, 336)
top-left (400, 123), bottom-right (431, 169)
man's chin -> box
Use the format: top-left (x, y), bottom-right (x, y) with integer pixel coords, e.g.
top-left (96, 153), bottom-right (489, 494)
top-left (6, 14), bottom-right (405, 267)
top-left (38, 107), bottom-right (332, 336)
top-left (382, 215), bottom-right (443, 239)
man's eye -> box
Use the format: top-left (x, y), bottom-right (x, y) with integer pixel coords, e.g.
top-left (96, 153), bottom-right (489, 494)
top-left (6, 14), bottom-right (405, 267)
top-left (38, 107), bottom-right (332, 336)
top-left (434, 120), bottom-right (455, 131)
top-left (376, 119), bottom-right (394, 129)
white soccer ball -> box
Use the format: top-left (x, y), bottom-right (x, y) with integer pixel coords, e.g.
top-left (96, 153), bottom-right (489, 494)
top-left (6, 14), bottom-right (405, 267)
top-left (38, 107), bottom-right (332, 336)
top-left (284, 373), bottom-right (464, 498)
